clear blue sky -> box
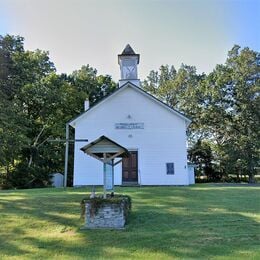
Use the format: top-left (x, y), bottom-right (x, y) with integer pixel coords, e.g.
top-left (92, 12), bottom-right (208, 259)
top-left (0, 0), bottom-right (259, 81)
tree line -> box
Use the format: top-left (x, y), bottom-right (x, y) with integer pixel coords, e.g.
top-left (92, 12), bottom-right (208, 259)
top-left (0, 35), bottom-right (259, 188)
top-left (0, 35), bottom-right (116, 188)
top-left (143, 46), bottom-right (260, 183)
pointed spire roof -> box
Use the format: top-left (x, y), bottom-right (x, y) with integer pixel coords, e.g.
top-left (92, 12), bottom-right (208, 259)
top-left (118, 44), bottom-right (140, 64)
top-left (121, 44), bottom-right (136, 55)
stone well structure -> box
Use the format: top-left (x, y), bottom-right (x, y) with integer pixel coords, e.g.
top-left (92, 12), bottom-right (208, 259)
top-left (81, 195), bottom-right (131, 229)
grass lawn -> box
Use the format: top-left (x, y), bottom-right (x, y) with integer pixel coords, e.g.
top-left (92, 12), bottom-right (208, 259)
top-left (0, 185), bottom-right (259, 259)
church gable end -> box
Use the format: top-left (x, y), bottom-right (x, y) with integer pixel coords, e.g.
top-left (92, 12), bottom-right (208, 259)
top-left (69, 83), bottom-right (191, 127)
top-left (70, 45), bottom-right (193, 187)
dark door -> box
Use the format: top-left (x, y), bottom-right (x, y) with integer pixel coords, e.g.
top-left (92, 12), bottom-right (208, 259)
top-left (122, 151), bottom-right (138, 182)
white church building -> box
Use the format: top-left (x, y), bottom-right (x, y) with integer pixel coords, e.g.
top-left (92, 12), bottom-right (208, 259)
top-left (68, 45), bottom-right (194, 186)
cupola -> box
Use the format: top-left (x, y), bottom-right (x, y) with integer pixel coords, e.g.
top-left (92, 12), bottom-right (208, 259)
top-left (118, 44), bottom-right (140, 87)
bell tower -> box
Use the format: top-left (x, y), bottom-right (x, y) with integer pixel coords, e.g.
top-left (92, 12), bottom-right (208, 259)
top-left (118, 44), bottom-right (140, 87)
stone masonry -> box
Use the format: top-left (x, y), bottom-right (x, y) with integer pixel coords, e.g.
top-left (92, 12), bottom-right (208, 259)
top-left (84, 202), bottom-right (128, 229)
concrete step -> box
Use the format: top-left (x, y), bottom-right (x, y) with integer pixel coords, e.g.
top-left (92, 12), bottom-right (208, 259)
top-left (121, 182), bottom-right (140, 187)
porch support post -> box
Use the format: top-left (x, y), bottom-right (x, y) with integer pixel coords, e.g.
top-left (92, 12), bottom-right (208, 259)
top-left (112, 159), bottom-right (114, 193)
top-left (64, 123), bottom-right (69, 187)
top-left (103, 153), bottom-right (107, 198)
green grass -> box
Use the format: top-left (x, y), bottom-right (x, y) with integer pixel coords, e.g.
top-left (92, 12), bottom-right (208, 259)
top-left (0, 185), bottom-right (259, 259)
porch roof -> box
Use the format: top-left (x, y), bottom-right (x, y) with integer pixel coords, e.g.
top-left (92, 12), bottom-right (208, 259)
top-left (80, 135), bottom-right (129, 163)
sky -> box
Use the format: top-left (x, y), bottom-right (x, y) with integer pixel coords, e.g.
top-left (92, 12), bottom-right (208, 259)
top-left (0, 0), bottom-right (259, 81)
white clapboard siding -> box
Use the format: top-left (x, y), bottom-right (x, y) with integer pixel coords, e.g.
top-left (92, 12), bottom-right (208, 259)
top-left (71, 84), bottom-right (191, 186)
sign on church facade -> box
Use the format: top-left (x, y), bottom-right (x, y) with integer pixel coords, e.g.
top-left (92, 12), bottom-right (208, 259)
top-left (115, 123), bottom-right (144, 129)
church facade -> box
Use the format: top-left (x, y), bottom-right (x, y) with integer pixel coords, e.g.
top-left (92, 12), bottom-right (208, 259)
top-left (69, 45), bottom-right (194, 186)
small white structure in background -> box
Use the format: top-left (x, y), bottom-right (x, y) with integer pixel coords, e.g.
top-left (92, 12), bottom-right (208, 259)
top-left (51, 173), bottom-right (64, 188)
top-left (68, 44), bottom-right (194, 186)
top-left (84, 99), bottom-right (90, 111)
top-left (187, 163), bottom-right (196, 184)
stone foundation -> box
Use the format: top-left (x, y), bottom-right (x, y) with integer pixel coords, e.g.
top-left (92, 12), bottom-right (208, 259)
top-left (81, 195), bottom-right (131, 229)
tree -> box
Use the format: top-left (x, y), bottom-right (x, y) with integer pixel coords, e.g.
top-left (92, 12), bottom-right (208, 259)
top-left (69, 65), bottom-right (117, 105)
top-left (143, 46), bottom-right (260, 182)
top-left (201, 46), bottom-right (260, 182)
top-left (143, 64), bottom-right (206, 142)
top-left (188, 140), bottom-right (223, 181)
top-left (0, 34), bottom-right (117, 188)
top-left (0, 90), bottom-right (29, 188)
top-left (0, 35), bottom-right (24, 98)
top-left (143, 65), bottom-right (177, 100)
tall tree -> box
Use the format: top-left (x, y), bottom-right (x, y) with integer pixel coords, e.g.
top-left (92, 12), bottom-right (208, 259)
top-left (0, 35), bottom-right (24, 98)
top-left (69, 65), bottom-right (117, 105)
top-left (0, 35), bottom-right (117, 188)
top-left (201, 46), bottom-right (260, 182)
top-left (143, 64), bottom-right (205, 140)
top-left (188, 140), bottom-right (219, 181)
top-left (143, 46), bottom-right (260, 182)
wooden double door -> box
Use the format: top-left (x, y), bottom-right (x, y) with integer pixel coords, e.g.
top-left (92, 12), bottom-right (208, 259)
top-left (122, 151), bottom-right (138, 183)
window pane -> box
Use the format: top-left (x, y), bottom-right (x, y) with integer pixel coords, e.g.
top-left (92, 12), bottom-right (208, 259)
top-left (166, 163), bottom-right (174, 175)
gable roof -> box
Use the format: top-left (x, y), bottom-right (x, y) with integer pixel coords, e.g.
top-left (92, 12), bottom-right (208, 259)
top-left (68, 82), bottom-right (192, 127)
top-left (80, 135), bottom-right (129, 159)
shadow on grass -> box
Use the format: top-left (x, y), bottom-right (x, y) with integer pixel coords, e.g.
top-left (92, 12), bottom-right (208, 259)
top-left (0, 186), bottom-right (259, 258)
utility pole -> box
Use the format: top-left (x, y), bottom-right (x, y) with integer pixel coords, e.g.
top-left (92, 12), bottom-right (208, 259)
top-left (48, 124), bottom-right (88, 187)
top-left (64, 124), bottom-right (69, 188)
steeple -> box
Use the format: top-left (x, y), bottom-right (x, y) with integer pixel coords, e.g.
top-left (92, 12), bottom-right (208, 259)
top-left (120, 44), bottom-right (139, 58)
top-left (118, 44), bottom-right (140, 87)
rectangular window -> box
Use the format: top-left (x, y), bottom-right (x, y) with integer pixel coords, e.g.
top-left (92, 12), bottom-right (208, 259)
top-left (166, 163), bottom-right (175, 175)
